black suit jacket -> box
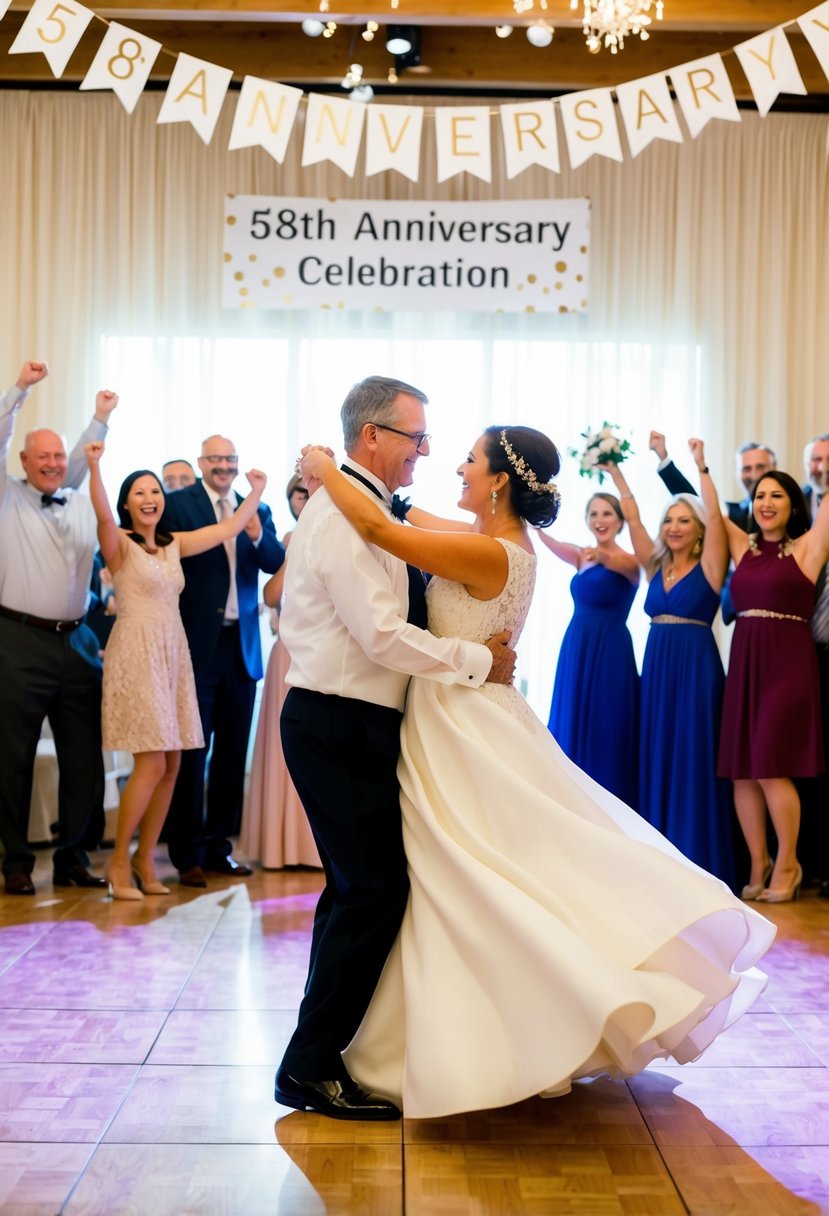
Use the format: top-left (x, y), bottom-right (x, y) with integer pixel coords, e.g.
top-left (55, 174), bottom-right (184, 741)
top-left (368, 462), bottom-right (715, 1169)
top-left (161, 480), bottom-right (283, 681)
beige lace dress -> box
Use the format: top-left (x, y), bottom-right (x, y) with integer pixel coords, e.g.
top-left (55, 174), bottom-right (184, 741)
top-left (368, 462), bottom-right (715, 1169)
top-left (102, 537), bottom-right (204, 753)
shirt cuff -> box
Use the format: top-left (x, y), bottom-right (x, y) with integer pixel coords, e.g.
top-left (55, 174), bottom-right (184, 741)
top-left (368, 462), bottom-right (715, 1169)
top-left (657, 456), bottom-right (671, 472)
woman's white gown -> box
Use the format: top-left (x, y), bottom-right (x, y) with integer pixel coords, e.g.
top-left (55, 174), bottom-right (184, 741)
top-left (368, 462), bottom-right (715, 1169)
top-left (345, 539), bottom-right (775, 1119)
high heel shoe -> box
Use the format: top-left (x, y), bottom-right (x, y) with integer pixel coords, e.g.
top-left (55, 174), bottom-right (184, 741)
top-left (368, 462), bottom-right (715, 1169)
top-left (757, 863), bottom-right (803, 904)
top-left (105, 864), bottom-right (143, 902)
top-left (131, 865), bottom-right (170, 896)
top-left (741, 861), bottom-right (773, 901)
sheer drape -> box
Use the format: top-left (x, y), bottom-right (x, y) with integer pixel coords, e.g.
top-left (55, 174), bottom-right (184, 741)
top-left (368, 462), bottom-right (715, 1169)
top-left (1, 91), bottom-right (827, 712)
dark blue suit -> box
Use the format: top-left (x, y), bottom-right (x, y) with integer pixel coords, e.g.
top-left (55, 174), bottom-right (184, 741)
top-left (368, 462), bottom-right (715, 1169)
top-left (161, 480), bottom-right (283, 870)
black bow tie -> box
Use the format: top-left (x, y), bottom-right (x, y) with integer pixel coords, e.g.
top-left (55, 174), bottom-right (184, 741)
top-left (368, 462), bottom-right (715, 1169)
top-left (41, 493), bottom-right (67, 507)
top-left (340, 465), bottom-right (412, 520)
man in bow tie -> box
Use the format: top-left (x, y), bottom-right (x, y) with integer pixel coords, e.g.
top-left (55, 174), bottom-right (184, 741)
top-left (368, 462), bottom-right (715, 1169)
top-left (274, 374), bottom-right (515, 1121)
top-left (0, 360), bottom-right (119, 895)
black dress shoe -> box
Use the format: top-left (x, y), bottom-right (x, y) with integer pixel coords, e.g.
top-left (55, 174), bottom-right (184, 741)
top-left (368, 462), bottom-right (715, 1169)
top-left (52, 864), bottom-right (107, 889)
top-left (204, 856), bottom-right (252, 877)
top-left (274, 1068), bottom-right (401, 1121)
top-left (4, 872), bottom-right (36, 896)
top-left (178, 866), bottom-right (207, 888)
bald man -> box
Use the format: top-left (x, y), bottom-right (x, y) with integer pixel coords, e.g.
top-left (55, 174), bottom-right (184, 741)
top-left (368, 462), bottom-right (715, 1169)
top-left (0, 362), bottom-right (118, 894)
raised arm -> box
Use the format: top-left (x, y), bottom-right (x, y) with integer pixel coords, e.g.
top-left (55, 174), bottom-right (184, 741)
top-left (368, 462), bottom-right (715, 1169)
top-left (602, 463), bottom-right (657, 571)
top-left (405, 505), bottom-right (475, 533)
top-left (650, 430), bottom-right (696, 496)
top-left (84, 441), bottom-right (124, 572)
top-left (177, 469), bottom-right (268, 559)
top-left (688, 439), bottom-right (729, 593)
top-left (66, 390), bottom-right (119, 489)
top-left (797, 492), bottom-right (829, 583)
top-left (534, 528), bottom-right (584, 570)
top-left (1, 361), bottom-right (49, 482)
top-left (301, 449), bottom-right (508, 600)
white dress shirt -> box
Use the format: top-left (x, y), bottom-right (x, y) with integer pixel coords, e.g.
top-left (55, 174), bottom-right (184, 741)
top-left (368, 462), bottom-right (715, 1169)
top-left (0, 386), bottom-right (106, 620)
top-left (280, 459), bottom-right (492, 711)
top-left (203, 483), bottom-right (239, 623)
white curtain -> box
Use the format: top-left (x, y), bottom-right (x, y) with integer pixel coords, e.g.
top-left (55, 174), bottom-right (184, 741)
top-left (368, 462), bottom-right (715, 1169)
top-left (1, 90), bottom-right (827, 714)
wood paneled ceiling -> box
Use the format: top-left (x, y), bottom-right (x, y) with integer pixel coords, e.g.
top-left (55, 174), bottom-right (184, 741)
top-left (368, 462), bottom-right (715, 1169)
top-left (1, 1), bottom-right (826, 100)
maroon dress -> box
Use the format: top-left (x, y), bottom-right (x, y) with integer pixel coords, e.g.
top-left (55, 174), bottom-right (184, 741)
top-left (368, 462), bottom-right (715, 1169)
top-left (718, 538), bottom-right (823, 779)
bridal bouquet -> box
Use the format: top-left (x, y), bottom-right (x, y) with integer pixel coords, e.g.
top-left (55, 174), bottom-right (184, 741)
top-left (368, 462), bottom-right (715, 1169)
top-left (569, 422), bottom-right (634, 484)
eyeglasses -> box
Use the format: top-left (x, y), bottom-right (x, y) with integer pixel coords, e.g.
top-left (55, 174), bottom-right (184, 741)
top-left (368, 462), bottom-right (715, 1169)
top-left (371, 423), bottom-right (431, 453)
top-left (201, 455), bottom-right (239, 466)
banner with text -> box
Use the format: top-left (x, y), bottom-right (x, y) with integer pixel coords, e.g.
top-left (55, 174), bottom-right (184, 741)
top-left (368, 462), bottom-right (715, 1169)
top-left (223, 197), bottom-right (590, 314)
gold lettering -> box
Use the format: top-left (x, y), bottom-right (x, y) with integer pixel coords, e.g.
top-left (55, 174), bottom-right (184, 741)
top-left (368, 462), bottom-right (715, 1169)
top-left (512, 110), bottom-right (545, 152)
top-left (108, 38), bottom-right (142, 81)
top-left (377, 111), bottom-right (411, 153)
top-left (635, 88), bottom-right (668, 129)
top-left (38, 3), bottom-right (75, 44)
top-left (574, 99), bottom-right (603, 142)
top-left (315, 103), bottom-right (352, 147)
top-left (810, 17), bottom-right (829, 34)
top-left (247, 89), bottom-right (287, 133)
top-left (175, 69), bottom-right (208, 115)
top-left (451, 115), bottom-right (477, 157)
top-left (748, 34), bottom-right (777, 80)
top-left (687, 67), bottom-right (721, 109)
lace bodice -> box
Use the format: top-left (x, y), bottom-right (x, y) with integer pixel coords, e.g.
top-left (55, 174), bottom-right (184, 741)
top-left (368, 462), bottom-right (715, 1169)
top-left (112, 535), bottom-right (185, 622)
top-left (426, 539), bottom-right (536, 644)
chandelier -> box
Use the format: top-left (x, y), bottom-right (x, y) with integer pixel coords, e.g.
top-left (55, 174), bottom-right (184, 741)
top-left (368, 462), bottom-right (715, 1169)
top-left (571, 0), bottom-right (664, 54)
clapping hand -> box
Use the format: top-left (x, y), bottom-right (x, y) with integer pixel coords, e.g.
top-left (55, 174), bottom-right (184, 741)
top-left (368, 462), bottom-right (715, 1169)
top-left (649, 430), bottom-right (668, 462)
top-left (16, 360), bottom-right (49, 390)
top-left (94, 390), bottom-right (119, 422)
top-left (84, 441), bottom-right (105, 465)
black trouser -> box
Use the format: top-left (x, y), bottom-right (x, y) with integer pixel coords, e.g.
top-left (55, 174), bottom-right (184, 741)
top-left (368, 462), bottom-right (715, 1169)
top-left (0, 616), bottom-right (103, 876)
top-left (279, 687), bottom-right (410, 1081)
top-left (165, 623), bottom-right (256, 872)
top-left (796, 643), bottom-right (829, 882)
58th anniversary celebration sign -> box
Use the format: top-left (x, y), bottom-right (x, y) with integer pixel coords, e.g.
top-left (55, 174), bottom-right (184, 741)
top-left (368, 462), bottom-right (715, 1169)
top-left (223, 197), bottom-right (590, 314)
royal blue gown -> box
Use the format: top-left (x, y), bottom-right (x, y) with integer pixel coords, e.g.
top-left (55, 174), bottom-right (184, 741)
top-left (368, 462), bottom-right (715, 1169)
top-left (548, 563), bottom-right (639, 807)
top-left (639, 562), bottom-right (736, 889)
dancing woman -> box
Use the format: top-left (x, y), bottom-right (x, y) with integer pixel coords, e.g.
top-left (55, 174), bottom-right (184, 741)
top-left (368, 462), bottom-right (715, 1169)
top-left (84, 442), bottom-right (266, 900)
top-left (299, 428), bottom-right (773, 1119)
top-left (537, 492), bottom-right (639, 805)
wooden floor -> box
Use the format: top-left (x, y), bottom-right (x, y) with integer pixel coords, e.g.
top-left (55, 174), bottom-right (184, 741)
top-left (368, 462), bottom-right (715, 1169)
top-left (0, 854), bottom-right (828, 1215)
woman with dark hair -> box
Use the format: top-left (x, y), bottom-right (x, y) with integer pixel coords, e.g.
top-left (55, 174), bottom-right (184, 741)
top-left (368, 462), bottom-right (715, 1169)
top-left (537, 491), bottom-right (639, 805)
top-left (297, 426), bottom-right (772, 1120)
top-left (605, 442), bottom-right (736, 889)
top-left (84, 442), bottom-right (266, 899)
top-left (719, 471), bottom-right (829, 902)
top-left (241, 474), bottom-right (320, 869)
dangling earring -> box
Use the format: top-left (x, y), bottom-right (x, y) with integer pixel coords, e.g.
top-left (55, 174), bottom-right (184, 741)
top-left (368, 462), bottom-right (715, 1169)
top-left (491, 490), bottom-right (498, 515)
top-left (747, 532), bottom-right (759, 554)
top-left (692, 533), bottom-right (703, 558)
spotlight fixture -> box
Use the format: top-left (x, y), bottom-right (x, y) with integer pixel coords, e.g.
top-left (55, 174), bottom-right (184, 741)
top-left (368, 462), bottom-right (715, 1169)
top-left (389, 25), bottom-right (422, 74)
top-left (385, 24), bottom-right (414, 55)
top-left (495, 24), bottom-right (514, 38)
top-left (526, 20), bottom-right (554, 46)
top-left (301, 18), bottom-right (325, 37)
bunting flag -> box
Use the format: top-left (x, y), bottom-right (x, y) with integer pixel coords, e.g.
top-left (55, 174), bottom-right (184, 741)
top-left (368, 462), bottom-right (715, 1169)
top-left (616, 73), bottom-right (683, 157)
top-left (734, 28), bottom-right (807, 116)
top-left (156, 53), bottom-right (233, 145)
top-left (499, 101), bottom-right (560, 178)
top-left (434, 106), bottom-right (493, 184)
top-left (9, 0), bottom-right (94, 77)
top-left (302, 93), bottom-right (366, 175)
top-left (670, 54), bottom-right (741, 138)
top-left (228, 77), bottom-right (302, 163)
top-left (79, 21), bottom-right (161, 114)
top-left (559, 89), bottom-right (623, 169)
top-left (1, 1), bottom-right (827, 178)
top-left (365, 104), bottom-right (424, 180)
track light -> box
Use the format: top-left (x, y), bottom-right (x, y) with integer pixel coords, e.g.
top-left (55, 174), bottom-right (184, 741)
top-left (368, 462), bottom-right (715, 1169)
top-left (385, 25), bottom-right (414, 55)
top-left (495, 25), bottom-right (514, 38)
top-left (301, 19), bottom-right (324, 37)
top-left (526, 21), bottom-right (554, 46)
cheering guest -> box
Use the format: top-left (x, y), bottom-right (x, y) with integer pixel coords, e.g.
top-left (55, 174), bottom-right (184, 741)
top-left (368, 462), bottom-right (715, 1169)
top-left (719, 472), bottom-right (829, 903)
top-left (0, 364), bottom-right (119, 895)
top-left (162, 459), bottom-right (196, 492)
top-left (606, 442), bottom-right (736, 888)
top-left (161, 434), bottom-right (283, 887)
top-left (537, 492), bottom-right (639, 806)
top-left (241, 474), bottom-right (319, 869)
top-left (85, 441), bottom-right (267, 900)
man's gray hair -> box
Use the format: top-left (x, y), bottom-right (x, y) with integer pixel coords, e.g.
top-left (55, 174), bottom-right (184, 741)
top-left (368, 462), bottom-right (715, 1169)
top-left (803, 433), bottom-right (829, 473)
top-left (341, 375), bottom-right (428, 451)
top-left (736, 441), bottom-right (776, 463)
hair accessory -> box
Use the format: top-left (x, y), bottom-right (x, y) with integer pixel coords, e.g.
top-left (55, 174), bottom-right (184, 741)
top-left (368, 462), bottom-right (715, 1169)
top-left (500, 430), bottom-right (560, 505)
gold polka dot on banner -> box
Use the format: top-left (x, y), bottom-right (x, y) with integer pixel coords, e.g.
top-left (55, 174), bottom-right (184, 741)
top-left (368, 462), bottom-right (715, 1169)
top-left (555, 282), bottom-right (562, 290)
top-left (239, 287), bottom-right (248, 296)
top-left (527, 274), bottom-right (537, 284)
top-left (525, 305), bottom-right (535, 313)
top-left (576, 274), bottom-right (583, 282)
top-left (555, 261), bottom-right (567, 273)
top-left (248, 254), bottom-right (257, 262)
top-left (580, 245), bottom-right (588, 254)
top-left (273, 267), bottom-right (286, 278)
top-left (262, 279), bottom-right (271, 287)
top-left (226, 215), bottom-right (237, 226)
top-left (223, 253), bottom-right (232, 263)
top-left (559, 305), bottom-right (568, 313)
top-left (337, 302), bottom-right (345, 309)
top-left (234, 271), bottom-right (244, 281)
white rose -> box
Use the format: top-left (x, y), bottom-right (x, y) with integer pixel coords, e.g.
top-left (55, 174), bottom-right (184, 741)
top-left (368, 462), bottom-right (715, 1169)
top-left (598, 436), bottom-right (616, 453)
top-left (599, 426), bottom-right (614, 440)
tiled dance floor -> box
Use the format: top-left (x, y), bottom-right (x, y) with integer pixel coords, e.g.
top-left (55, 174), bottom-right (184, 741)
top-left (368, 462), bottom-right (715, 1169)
top-left (0, 853), bottom-right (827, 1214)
